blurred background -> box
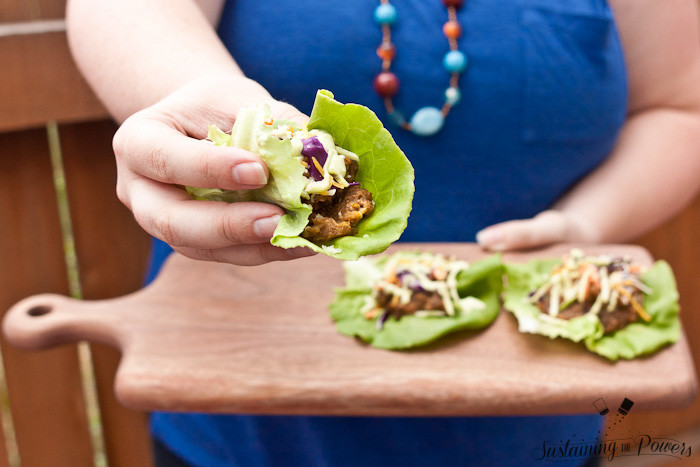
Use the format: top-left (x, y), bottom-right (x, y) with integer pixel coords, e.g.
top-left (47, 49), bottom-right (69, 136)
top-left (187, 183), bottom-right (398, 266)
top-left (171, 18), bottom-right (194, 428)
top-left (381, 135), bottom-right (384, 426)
top-left (1, 1), bottom-right (699, 466)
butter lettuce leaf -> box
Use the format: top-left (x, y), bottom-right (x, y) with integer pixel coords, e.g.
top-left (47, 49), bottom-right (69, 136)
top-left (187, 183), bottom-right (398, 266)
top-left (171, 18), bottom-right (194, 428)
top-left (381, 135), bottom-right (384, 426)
top-left (330, 253), bottom-right (503, 349)
top-left (188, 91), bottom-right (413, 260)
top-left (272, 90), bottom-right (414, 260)
top-left (583, 260), bottom-right (680, 360)
top-left (503, 258), bottom-right (680, 360)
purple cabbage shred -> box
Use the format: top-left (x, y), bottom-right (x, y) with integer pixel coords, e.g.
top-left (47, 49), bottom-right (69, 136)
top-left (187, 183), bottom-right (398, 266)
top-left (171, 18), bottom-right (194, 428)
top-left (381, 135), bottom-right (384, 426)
top-left (301, 136), bottom-right (328, 181)
top-left (376, 310), bottom-right (390, 330)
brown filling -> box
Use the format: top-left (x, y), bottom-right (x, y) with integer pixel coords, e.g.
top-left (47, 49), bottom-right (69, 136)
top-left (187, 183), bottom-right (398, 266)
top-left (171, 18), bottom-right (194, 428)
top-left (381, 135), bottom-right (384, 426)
top-left (375, 289), bottom-right (446, 320)
top-left (301, 161), bottom-right (374, 243)
top-left (535, 286), bottom-right (640, 334)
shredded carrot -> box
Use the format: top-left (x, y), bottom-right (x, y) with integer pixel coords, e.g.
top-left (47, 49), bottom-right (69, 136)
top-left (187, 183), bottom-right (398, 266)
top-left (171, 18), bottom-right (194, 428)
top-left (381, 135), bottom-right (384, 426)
top-left (615, 285), bottom-right (651, 322)
top-left (299, 160), bottom-right (308, 167)
top-left (331, 179), bottom-right (345, 189)
top-left (264, 117), bottom-right (274, 126)
top-left (364, 307), bottom-right (382, 319)
top-left (629, 264), bottom-right (643, 274)
top-left (311, 157), bottom-right (325, 176)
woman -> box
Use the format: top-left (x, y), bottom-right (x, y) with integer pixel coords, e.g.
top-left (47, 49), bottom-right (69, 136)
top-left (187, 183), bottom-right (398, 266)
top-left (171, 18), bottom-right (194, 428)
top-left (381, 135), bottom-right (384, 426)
top-left (67, 0), bottom-right (700, 465)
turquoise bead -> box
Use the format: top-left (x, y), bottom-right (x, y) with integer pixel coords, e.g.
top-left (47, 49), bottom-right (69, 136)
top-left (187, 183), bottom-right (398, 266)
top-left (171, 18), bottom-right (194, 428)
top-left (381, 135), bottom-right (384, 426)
top-left (443, 50), bottom-right (467, 73)
top-left (410, 107), bottom-right (444, 136)
top-left (374, 4), bottom-right (397, 26)
top-left (445, 87), bottom-right (461, 105)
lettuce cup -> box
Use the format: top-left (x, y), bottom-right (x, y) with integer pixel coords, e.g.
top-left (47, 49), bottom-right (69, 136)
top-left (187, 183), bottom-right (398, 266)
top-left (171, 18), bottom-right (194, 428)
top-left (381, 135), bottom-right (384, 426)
top-left (330, 251), bottom-right (503, 349)
top-left (187, 90), bottom-right (414, 260)
top-left (503, 249), bottom-right (680, 360)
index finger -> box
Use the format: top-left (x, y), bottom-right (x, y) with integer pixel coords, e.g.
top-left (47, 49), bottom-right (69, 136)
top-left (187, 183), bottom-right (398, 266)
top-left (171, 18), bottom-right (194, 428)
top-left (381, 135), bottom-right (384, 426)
top-left (114, 116), bottom-right (269, 190)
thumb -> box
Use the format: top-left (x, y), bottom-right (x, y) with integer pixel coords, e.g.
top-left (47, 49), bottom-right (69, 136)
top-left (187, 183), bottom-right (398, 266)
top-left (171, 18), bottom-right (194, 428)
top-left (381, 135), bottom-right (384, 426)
top-left (476, 210), bottom-right (570, 251)
top-left (270, 101), bottom-right (309, 129)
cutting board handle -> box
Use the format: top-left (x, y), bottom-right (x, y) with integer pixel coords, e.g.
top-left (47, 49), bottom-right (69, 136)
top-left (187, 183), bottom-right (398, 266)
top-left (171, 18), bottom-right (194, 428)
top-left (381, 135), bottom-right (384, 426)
top-left (3, 294), bottom-right (123, 350)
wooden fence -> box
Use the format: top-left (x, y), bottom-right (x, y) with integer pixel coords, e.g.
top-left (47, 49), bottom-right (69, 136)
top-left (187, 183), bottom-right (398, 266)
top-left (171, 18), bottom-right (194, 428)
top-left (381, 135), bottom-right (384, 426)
top-left (1, 1), bottom-right (699, 466)
top-left (1, 2), bottom-right (153, 466)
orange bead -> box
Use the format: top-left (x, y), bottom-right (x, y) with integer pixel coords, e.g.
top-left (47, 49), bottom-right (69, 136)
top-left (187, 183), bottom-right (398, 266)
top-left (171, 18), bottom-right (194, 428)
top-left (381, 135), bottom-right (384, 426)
top-left (442, 20), bottom-right (462, 39)
top-left (376, 42), bottom-right (396, 60)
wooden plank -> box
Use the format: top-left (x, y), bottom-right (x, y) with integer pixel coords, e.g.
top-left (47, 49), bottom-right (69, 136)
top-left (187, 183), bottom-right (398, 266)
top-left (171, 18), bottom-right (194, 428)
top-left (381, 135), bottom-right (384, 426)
top-left (0, 128), bottom-right (94, 466)
top-left (3, 244), bottom-right (695, 416)
top-left (59, 120), bottom-right (153, 467)
top-left (0, 1), bottom-right (40, 22)
top-left (0, 31), bottom-right (107, 133)
top-left (0, 0), bottom-right (64, 21)
top-left (36, 0), bottom-right (66, 19)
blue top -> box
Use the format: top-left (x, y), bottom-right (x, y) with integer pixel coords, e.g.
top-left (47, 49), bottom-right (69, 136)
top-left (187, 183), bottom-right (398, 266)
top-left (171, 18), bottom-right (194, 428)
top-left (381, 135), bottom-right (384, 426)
top-left (149, 0), bottom-right (627, 465)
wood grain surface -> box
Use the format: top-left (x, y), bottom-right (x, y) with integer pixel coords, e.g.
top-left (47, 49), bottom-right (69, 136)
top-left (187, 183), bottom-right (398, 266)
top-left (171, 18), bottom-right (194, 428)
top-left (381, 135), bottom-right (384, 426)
top-left (0, 127), bottom-right (94, 467)
top-left (0, 32), bottom-right (107, 133)
top-left (3, 243), bottom-right (696, 417)
top-left (60, 121), bottom-right (154, 467)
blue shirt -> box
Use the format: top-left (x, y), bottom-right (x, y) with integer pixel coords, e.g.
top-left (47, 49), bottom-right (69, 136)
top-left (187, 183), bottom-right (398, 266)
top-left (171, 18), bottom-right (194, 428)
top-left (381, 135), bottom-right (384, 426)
top-left (150, 0), bottom-right (627, 465)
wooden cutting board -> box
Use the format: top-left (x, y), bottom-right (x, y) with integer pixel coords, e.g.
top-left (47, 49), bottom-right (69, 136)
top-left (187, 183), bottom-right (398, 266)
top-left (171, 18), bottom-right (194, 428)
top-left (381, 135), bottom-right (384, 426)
top-left (3, 243), bottom-right (696, 416)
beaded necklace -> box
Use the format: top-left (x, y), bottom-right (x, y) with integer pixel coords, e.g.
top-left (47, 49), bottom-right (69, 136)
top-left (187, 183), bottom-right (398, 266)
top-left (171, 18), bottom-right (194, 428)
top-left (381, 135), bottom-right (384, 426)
top-left (373, 0), bottom-right (466, 136)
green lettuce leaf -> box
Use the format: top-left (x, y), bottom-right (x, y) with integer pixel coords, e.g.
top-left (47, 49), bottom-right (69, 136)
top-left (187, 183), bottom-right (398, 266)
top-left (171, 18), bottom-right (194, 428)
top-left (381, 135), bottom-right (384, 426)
top-left (272, 90), bottom-right (414, 260)
top-left (330, 253), bottom-right (503, 349)
top-left (503, 258), bottom-right (680, 360)
top-left (188, 90), bottom-right (414, 260)
top-left (583, 260), bottom-right (680, 360)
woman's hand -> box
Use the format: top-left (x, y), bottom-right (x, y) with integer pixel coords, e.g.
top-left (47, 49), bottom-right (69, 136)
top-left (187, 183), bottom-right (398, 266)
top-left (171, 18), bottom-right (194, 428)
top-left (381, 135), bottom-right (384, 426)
top-left (113, 74), bottom-right (315, 265)
top-left (475, 210), bottom-right (598, 252)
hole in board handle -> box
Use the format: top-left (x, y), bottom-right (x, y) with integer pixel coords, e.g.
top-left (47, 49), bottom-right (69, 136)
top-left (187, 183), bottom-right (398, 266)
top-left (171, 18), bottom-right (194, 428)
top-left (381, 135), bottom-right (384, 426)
top-left (27, 305), bottom-right (52, 317)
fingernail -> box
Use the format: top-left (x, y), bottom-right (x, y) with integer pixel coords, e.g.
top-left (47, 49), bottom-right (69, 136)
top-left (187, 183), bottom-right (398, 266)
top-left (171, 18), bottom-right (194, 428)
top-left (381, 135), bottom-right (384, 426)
top-left (476, 229), bottom-right (505, 250)
top-left (232, 162), bottom-right (267, 186)
top-left (253, 215), bottom-right (281, 239)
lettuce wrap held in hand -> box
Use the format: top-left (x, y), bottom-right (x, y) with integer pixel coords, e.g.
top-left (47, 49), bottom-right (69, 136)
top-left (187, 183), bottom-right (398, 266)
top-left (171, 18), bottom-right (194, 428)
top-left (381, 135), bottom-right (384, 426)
top-left (503, 249), bottom-right (680, 360)
top-left (187, 90), bottom-right (414, 260)
top-left (330, 251), bottom-right (503, 349)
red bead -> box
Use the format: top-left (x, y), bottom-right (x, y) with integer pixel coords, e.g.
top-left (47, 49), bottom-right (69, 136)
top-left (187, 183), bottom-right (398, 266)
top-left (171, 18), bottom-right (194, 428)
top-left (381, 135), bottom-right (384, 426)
top-left (373, 72), bottom-right (400, 97)
top-left (442, 20), bottom-right (462, 39)
top-left (442, 0), bottom-right (464, 8)
top-left (376, 42), bottom-right (396, 60)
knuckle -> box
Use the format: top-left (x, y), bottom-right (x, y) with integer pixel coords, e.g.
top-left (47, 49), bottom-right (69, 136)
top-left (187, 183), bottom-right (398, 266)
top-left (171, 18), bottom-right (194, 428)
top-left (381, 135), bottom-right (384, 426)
top-left (115, 180), bottom-right (129, 208)
top-left (115, 173), bottom-right (137, 209)
top-left (152, 207), bottom-right (180, 246)
top-left (217, 213), bottom-right (247, 244)
top-left (112, 125), bottom-right (129, 164)
top-left (146, 140), bottom-right (171, 181)
top-left (195, 150), bottom-right (220, 188)
top-left (112, 116), bottom-right (140, 162)
top-left (114, 117), bottom-right (172, 182)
